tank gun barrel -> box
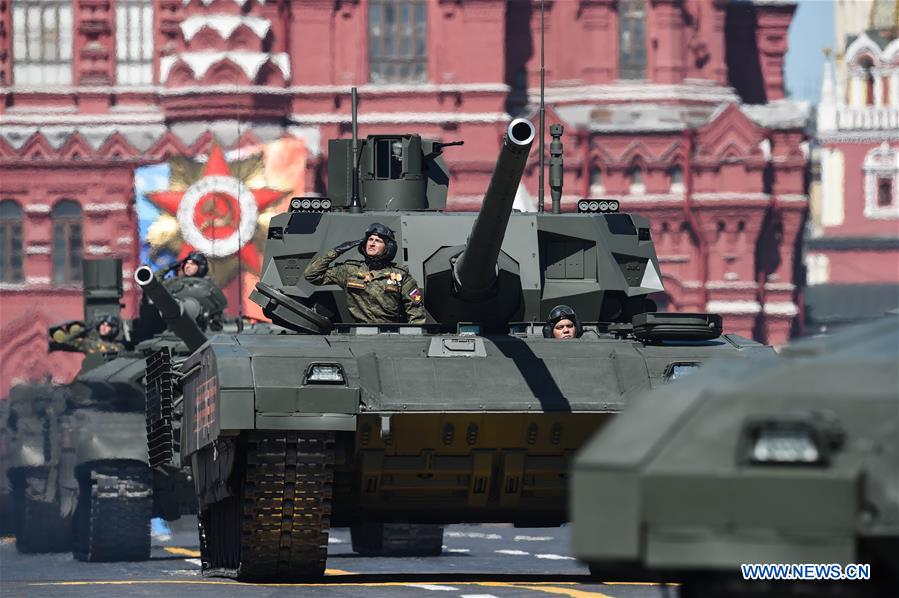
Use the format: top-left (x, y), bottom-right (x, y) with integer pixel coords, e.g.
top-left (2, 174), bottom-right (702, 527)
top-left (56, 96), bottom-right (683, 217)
top-left (134, 266), bottom-right (208, 352)
top-left (452, 118), bottom-right (535, 297)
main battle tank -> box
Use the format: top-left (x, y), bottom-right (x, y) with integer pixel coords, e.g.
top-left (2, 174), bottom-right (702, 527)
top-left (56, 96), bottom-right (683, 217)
top-left (571, 315), bottom-right (899, 597)
top-left (3, 258), bottom-right (218, 561)
top-left (143, 106), bottom-right (773, 581)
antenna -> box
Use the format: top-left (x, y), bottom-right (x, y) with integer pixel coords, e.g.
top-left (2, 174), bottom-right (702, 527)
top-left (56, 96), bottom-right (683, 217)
top-left (236, 92), bottom-right (245, 324)
top-left (349, 87), bottom-right (363, 213)
top-left (537, 0), bottom-right (545, 213)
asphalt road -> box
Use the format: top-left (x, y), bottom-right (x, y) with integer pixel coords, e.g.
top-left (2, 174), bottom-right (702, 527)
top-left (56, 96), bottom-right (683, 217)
top-left (1, 520), bottom-right (680, 598)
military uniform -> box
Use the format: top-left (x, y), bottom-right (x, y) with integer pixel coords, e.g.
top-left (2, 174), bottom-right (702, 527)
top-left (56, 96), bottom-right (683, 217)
top-left (153, 253), bottom-right (227, 331)
top-left (58, 329), bottom-right (124, 356)
top-left (304, 249), bottom-right (426, 324)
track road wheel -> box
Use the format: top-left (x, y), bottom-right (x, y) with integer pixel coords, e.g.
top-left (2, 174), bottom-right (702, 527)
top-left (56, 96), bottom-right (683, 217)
top-left (12, 469), bottom-right (72, 553)
top-left (351, 523), bottom-right (444, 556)
top-left (200, 431), bottom-right (335, 581)
top-left (73, 463), bottom-right (152, 562)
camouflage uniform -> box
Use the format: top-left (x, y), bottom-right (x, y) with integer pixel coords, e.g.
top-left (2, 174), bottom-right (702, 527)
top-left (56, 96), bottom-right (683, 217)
top-left (58, 329), bottom-right (124, 356)
top-left (304, 249), bottom-right (426, 324)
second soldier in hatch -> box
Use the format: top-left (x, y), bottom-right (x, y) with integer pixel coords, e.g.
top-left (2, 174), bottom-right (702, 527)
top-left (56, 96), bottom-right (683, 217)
top-left (55, 314), bottom-right (126, 356)
top-left (304, 223), bottom-right (426, 324)
top-left (153, 251), bottom-right (227, 331)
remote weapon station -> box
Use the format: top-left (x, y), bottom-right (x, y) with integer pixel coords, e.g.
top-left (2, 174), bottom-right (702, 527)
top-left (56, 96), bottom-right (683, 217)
top-left (140, 89), bottom-right (772, 581)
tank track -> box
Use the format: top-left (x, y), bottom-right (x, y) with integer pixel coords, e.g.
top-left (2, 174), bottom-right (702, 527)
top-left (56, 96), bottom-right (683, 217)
top-left (73, 463), bottom-right (152, 562)
top-left (12, 469), bottom-right (72, 553)
top-left (351, 523), bottom-right (444, 557)
top-left (200, 431), bottom-right (335, 581)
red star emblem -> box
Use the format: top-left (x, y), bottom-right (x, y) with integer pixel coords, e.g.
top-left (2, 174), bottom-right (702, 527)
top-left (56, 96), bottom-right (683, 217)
top-left (148, 145), bottom-right (284, 273)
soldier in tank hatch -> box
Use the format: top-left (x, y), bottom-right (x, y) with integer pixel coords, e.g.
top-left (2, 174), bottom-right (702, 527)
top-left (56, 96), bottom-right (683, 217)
top-left (153, 251), bottom-right (226, 331)
top-left (159, 251), bottom-right (209, 280)
top-left (544, 305), bottom-right (582, 339)
top-left (55, 314), bottom-right (125, 355)
top-left (304, 222), bottom-right (426, 325)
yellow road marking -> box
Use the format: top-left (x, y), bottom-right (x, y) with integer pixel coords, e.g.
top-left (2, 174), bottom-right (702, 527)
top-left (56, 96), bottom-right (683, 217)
top-left (603, 581), bottom-right (680, 587)
top-left (161, 548), bottom-right (351, 576)
top-left (477, 583), bottom-right (614, 598)
top-left (163, 547), bottom-right (200, 557)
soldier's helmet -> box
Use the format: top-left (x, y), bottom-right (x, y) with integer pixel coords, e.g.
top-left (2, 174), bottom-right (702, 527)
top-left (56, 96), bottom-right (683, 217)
top-left (95, 313), bottom-right (120, 339)
top-left (358, 222), bottom-right (398, 262)
top-left (182, 251), bottom-right (209, 277)
top-left (543, 304), bottom-right (582, 338)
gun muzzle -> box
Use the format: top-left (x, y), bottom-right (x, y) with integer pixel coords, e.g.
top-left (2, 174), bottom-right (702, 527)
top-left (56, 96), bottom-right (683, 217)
top-left (134, 265), bottom-right (207, 352)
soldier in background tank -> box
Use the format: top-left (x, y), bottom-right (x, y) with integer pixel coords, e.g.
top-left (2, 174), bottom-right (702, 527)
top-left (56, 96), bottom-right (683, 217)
top-left (154, 252), bottom-right (226, 332)
top-left (304, 223), bottom-right (426, 324)
top-left (139, 96), bottom-right (778, 581)
top-left (544, 305), bottom-right (581, 339)
top-left (571, 315), bottom-right (899, 597)
top-left (52, 314), bottom-right (125, 356)
top-left (4, 257), bottom-right (214, 562)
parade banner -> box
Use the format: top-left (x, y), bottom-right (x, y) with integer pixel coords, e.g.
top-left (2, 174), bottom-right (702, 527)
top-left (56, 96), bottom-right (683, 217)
top-left (135, 137), bottom-right (307, 320)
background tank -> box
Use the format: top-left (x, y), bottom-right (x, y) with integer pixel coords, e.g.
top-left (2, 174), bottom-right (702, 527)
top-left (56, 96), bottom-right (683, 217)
top-left (571, 314), bottom-right (899, 597)
top-left (3, 258), bottom-right (215, 562)
top-left (146, 108), bottom-right (774, 582)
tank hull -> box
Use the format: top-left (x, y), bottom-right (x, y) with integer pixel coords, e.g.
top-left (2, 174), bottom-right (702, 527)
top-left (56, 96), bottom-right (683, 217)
top-left (178, 330), bottom-right (770, 579)
top-left (570, 316), bottom-right (899, 593)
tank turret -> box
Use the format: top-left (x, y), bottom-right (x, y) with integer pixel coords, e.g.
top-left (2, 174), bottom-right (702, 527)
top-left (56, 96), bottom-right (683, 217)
top-left (133, 266), bottom-right (208, 352)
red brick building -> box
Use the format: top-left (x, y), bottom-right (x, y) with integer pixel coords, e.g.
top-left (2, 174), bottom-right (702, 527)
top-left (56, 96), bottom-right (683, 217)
top-left (0, 0), bottom-right (808, 396)
top-left (807, 2), bottom-right (899, 331)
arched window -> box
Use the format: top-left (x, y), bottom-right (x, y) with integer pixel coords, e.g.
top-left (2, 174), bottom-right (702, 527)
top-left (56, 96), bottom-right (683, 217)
top-left (52, 199), bottom-right (82, 284)
top-left (861, 57), bottom-right (875, 106)
top-left (589, 165), bottom-right (604, 195)
top-left (0, 200), bottom-right (24, 283)
top-left (628, 165), bottom-right (645, 194)
top-left (863, 142), bottom-right (898, 219)
top-left (369, 0), bottom-right (427, 84)
top-left (668, 165), bottom-right (684, 193)
top-left (619, 0), bottom-right (646, 80)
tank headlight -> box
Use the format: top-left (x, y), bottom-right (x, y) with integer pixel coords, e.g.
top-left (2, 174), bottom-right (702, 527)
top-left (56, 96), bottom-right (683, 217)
top-left (305, 363), bottom-right (345, 385)
top-left (290, 198), bottom-right (302, 211)
top-left (578, 200), bottom-right (590, 213)
top-left (608, 200), bottom-right (619, 212)
top-left (750, 427), bottom-right (820, 464)
top-left (300, 198), bottom-right (312, 210)
top-left (739, 414), bottom-right (844, 467)
top-left (665, 362), bottom-right (701, 382)
top-left (598, 201), bottom-right (609, 212)
top-left (321, 198), bottom-right (332, 210)
top-left (311, 199), bottom-right (322, 210)
top-left (588, 200), bottom-right (600, 212)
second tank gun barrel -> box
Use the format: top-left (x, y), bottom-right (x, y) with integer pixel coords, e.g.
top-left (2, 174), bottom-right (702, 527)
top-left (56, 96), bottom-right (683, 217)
top-left (453, 118), bottom-right (535, 298)
top-left (134, 266), bottom-right (208, 352)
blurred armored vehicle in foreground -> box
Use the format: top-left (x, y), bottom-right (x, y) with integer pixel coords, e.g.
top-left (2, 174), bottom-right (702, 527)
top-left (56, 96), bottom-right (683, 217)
top-left (571, 315), bottom-right (899, 597)
top-left (3, 258), bottom-right (219, 561)
top-left (143, 109), bottom-right (774, 581)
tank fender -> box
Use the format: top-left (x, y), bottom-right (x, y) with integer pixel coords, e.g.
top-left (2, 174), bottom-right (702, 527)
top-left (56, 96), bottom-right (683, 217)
top-left (180, 343), bottom-right (255, 457)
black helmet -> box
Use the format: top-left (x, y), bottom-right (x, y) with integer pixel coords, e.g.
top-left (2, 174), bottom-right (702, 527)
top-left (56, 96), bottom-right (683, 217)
top-left (95, 314), bottom-right (120, 339)
top-left (543, 304), bottom-right (582, 338)
top-left (358, 222), bottom-right (398, 265)
top-left (182, 251), bottom-right (209, 277)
